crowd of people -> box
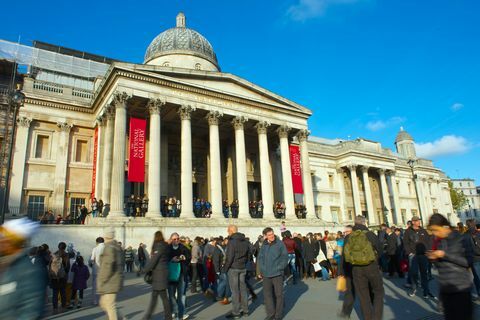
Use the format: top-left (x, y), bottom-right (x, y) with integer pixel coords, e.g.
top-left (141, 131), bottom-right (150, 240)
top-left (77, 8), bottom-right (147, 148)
top-left (1, 213), bottom-right (478, 320)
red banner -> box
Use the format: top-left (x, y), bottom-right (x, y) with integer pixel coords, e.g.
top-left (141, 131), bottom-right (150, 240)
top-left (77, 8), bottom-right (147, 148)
top-left (91, 127), bottom-right (98, 198)
top-left (128, 117), bottom-right (146, 182)
top-left (289, 145), bottom-right (303, 194)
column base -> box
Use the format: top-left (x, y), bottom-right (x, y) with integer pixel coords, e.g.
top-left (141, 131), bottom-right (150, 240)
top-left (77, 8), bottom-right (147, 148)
top-left (108, 211), bottom-right (127, 218)
top-left (145, 211), bottom-right (162, 218)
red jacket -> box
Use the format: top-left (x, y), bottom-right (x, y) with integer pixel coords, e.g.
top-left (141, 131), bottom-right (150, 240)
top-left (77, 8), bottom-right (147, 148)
top-left (283, 237), bottom-right (297, 254)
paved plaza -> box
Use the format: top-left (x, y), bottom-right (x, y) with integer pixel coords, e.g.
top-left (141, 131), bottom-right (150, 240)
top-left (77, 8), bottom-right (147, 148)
top-left (46, 273), bottom-right (479, 320)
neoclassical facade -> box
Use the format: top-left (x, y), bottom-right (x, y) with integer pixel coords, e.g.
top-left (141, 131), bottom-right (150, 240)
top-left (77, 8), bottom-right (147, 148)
top-left (5, 13), bottom-right (456, 226)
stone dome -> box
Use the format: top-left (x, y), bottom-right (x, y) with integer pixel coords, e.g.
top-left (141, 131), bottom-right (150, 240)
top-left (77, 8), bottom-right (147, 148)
top-left (395, 127), bottom-right (414, 143)
top-left (144, 13), bottom-right (220, 71)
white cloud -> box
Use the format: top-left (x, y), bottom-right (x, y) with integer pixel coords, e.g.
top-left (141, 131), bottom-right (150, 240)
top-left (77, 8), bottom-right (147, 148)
top-left (451, 102), bottom-right (464, 111)
top-left (286, 0), bottom-right (361, 21)
top-left (415, 135), bottom-right (471, 158)
top-left (366, 116), bottom-right (405, 131)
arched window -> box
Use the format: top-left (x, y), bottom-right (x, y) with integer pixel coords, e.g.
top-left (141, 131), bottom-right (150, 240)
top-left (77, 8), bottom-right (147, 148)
top-left (195, 63), bottom-right (201, 70)
top-left (162, 61), bottom-right (170, 67)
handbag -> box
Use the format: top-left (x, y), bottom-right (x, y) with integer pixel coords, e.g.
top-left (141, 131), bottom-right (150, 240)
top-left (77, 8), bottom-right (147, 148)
top-left (144, 271), bottom-right (153, 284)
top-left (336, 276), bottom-right (347, 292)
top-left (168, 261), bottom-right (181, 282)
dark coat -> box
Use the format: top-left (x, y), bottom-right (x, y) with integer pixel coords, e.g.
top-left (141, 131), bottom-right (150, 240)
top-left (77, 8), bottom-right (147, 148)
top-left (169, 243), bottom-right (191, 278)
top-left (385, 233), bottom-right (398, 256)
top-left (303, 238), bottom-right (319, 262)
top-left (258, 236), bottom-right (289, 278)
top-left (223, 232), bottom-right (250, 272)
top-left (403, 226), bottom-right (432, 256)
top-left (145, 242), bottom-right (170, 291)
top-left (72, 263), bottom-right (90, 290)
top-left (435, 230), bottom-right (471, 293)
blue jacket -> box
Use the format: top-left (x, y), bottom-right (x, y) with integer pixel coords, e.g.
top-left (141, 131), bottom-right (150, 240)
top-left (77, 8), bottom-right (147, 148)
top-left (258, 236), bottom-right (288, 278)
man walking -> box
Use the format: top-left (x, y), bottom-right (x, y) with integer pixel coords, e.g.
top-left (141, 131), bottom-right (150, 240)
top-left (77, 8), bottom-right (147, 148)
top-left (403, 216), bottom-right (434, 299)
top-left (168, 232), bottom-right (191, 320)
top-left (258, 227), bottom-right (288, 320)
top-left (97, 228), bottom-right (125, 320)
top-left (223, 225), bottom-right (250, 319)
top-left (89, 237), bottom-right (105, 305)
top-left (342, 216), bottom-right (384, 320)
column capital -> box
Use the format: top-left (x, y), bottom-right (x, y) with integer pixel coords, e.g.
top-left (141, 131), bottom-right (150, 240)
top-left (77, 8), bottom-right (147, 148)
top-left (103, 105), bottom-right (115, 120)
top-left (56, 122), bottom-right (73, 132)
top-left (277, 125), bottom-right (291, 139)
top-left (297, 129), bottom-right (310, 142)
top-left (377, 168), bottom-right (386, 175)
top-left (112, 91), bottom-right (131, 108)
top-left (178, 104), bottom-right (195, 120)
top-left (232, 116), bottom-right (248, 130)
top-left (386, 169), bottom-right (396, 176)
top-left (361, 166), bottom-right (370, 174)
top-left (255, 121), bottom-right (270, 134)
top-left (206, 110), bottom-right (223, 125)
top-left (96, 115), bottom-right (106, 127)
top-left (336, 167), bottom-right (345, 175)
top-left (147, 98), bottom-right (166, 115)
top-left (16, 116), bottom-right (32, 128)
top-left (346, 164), bottom-right (357, 172)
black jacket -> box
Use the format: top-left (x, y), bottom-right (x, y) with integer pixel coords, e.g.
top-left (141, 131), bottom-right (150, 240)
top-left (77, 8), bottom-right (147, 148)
top-left (169, 243), bottom-right (191, 277)
top-left (403, 226), bottom-right (432, 256)
top-left (145, 242), bottom-right (170, 290)
top-left (385, 233), bottom-right (398, 256)
top-left (303, 238), bottom-right (319, 262)
top-left (435, 230), bottom-right (471, 293)
top-left (223, 233), bottom-right (250, 272)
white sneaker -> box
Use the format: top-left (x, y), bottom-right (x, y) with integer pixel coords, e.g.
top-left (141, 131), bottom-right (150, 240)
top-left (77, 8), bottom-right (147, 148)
top-left (182, 314), bottom-right (190, 320)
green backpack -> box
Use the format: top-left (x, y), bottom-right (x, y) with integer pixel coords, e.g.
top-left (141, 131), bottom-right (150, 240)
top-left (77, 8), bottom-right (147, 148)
top-left (344, 230), bottom-right (376, 266)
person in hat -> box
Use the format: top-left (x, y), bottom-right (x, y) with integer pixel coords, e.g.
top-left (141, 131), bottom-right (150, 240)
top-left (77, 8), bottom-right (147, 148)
top-left (97, 227), bottom-right (125, 319)
top-left (403, 216), bottom-right (435, 299)
top-left (0, 218), bottom-right (47, 319)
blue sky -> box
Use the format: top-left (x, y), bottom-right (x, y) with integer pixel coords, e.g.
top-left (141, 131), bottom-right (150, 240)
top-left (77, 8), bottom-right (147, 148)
top-left (2, 0), bottom-right (479, 183)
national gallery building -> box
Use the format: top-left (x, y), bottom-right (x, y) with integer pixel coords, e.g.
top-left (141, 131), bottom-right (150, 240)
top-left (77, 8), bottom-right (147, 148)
top-left (0, 13), bottom-right (456, 230)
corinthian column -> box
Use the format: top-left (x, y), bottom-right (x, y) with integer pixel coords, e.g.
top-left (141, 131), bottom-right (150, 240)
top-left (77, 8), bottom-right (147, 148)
top-left (347, 165), bottom-right (362, 216)
top-left (109, 92), bottom-right (130, 218)
top-left (378, 168), bottom-right (394, 225)
top-left (277, 125), bottom-right (295, 219)
top-left (387, 171), bottom-right (402, 225)
top-left (179, 105), bottom-right (195, 217)
top-left (146, 98), bottom-right (165, 217)
top-left (94, 116), bottom-right (106, 201)
top-left (361, 166), bottom-right (376, 224)
top-left (9, 116), bottom-right (32, 212)
top-left (232, 116), bottom-right (249, 217)
top-left (297, 129), bottom-right (315, 218)
top-left (102, 106), bottom-right (115, 206)
top-left (256, 121), bottom-right (274, 219)
top-left (54, 122), bottom-right (73, 215)
top-left (207, 111), bottom-right (223, 218)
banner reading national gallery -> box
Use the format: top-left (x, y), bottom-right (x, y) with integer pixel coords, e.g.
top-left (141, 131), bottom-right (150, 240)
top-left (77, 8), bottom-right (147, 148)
top-left (289, 145), bottom-right (303, 194)
top-left (128, 118), bottom-right (146, 182)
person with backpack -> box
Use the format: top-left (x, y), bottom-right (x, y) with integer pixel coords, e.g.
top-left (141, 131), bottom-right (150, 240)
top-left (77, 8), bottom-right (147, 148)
top-left (97, 227), bottom-right (125, 320)
top-left (340, 215), bottom-right (384, 320)
top-left (70, 256), bottom-right (90, 309)
top-left (50, 241), bottom-right (70, 313)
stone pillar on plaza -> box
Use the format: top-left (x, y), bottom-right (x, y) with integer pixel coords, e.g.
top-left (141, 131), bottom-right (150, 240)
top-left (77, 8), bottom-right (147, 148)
top-left (179, 105), bottom-right (195, 217)
top-left (277, 125), bottom-right (295, 219)
top-left (297, 129), bottom-right (315, 219)
top-left (206, 111), bottom-right (223, 218)
top-left (101, 106), bottom-right (115, 206)
top-left (53, 122), bottom-right (73, 214)
top-left (361, 166), bottom-right (376, 224)
top-left (347, 165), bottom-right (362, 216)
top-left (414, 177), bottom-right (428, 222)
top-left (109, 92), bottom-right (130, 218)
top-left (94, 116), bottom-right (106, 201)
top-left (8, 116), bottom-right (32, 211)
top-left (387, 172), bottom-right (402, 225)
top-left (378, 168), bottom-right (394, 225)
top-left (423, 178), bottom-right (434, 217)
top-left (232, 116), bottom-right (249, 217)
top-left (256, 121), bottom-right (274, 219)
top-left (336, 168), bottom-right (348, 222)
top-left (146, 98), bottom-right (165, 217)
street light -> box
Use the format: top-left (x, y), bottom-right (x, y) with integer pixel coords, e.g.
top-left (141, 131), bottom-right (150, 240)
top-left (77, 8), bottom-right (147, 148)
top-left (407, 159), bottom-right (423, 220)
top-left (1, 87), bottom-right (25, 224)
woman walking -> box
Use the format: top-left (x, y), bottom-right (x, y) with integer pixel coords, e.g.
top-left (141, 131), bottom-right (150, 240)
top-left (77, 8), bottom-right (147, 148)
top-left (143, 231), bottom-right (172, 320)
top-left (69, 256), bottom-right (90, 309)
top-left (426, 213), bottom-right (473, 320)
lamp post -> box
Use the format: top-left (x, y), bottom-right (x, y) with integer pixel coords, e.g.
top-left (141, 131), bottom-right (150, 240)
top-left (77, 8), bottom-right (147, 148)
top-left (407, 159), bottom-right (422, 220)
top-left (1, 88), bottom-right (25, 224)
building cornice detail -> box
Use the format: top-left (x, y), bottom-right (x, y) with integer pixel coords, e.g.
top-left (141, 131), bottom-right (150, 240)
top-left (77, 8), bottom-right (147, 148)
top-left (24, 97), bottom-right (94, 114)
top-left (206, 110), bottom-right (223, 126)
top-left (147, 98), bottom-right (166, 115)
top-left (17, 116), bottom-right (32, 128)
top-left (178, 104), bottom-right (195, 120)
top-left (232, 116), bottom-right (248, 130)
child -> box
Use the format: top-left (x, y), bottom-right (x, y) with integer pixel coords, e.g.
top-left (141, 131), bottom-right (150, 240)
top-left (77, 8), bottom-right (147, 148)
top-left (69, 256), bottom-right (90, 309)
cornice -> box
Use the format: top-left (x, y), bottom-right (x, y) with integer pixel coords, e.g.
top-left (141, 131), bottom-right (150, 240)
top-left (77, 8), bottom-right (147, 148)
top-left (25, 97), bottom-right (94, 114)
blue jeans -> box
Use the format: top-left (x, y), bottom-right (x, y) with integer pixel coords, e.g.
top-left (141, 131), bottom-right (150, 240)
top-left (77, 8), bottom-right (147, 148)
top-left (320, 266), bottom-right (329, 281)
top-left (288, 253), bottom-right (298, 283)
top-left (472, 261), bottom-right (480, 295)
top-left (216, 272), bottom-right (231, 299)
top-left (409, 254), bottom-right (430, 295)
top-left (168, 277), bottom-right (186, 317)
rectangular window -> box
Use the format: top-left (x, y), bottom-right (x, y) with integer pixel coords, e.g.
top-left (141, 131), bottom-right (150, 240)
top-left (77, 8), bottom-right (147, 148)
top-left (28, 195), bottom-right (45, 220)
top-left (347, 209), bottom-right (353, 221)
top-left (376, 210), bottom-right (383, 224)
top-left (35, 135), bottom-right (50, 159)
top-left (411, 209), bottom-right (418, 218)
top-left (75, 139), bottom-right (88, 162)
top-left (401, 209), bottom-right (407, 224)
top-left (70, 197), bottom-right (86, 218)
top-left (330, 206), bottom-right (340, 223)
